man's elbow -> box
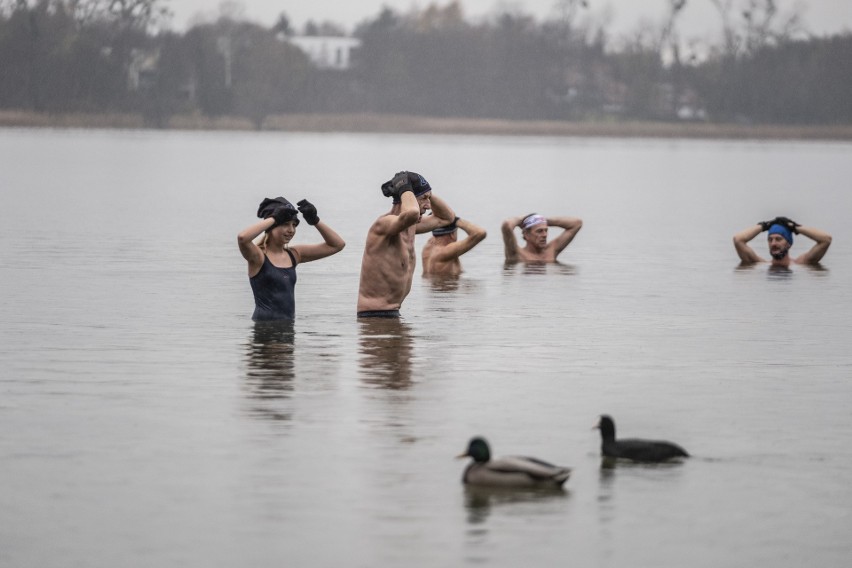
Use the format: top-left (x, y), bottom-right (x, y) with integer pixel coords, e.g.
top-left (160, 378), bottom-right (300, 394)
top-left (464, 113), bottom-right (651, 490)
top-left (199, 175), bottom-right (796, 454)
top-left (472, 229), bottom-right (487, 244)
top-left (732, 237), bottom-right (749, 257)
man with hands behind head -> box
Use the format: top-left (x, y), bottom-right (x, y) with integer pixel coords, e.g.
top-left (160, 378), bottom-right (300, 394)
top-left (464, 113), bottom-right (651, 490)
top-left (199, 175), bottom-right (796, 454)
top-left (357, 171), bottom-right (456, 317)
top-left (502, 213), bottom-right (583, 263)
top-left (422, 216), bottom-right (487, 277)
top-left (733, 216), bottom-right (832, 267)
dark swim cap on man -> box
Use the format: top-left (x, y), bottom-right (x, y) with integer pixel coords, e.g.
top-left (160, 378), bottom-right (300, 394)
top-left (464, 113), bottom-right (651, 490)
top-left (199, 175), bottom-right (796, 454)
top-left (257, 196), bottom-right (300, 227)
top-left (431, 217), bottom-right (458, 236)
top-left (409, 172), bottom-right (431, 197)
top-left (387, 171), bottom-right (432, 203)
top-left (768, 223), bottom-right (793, 245)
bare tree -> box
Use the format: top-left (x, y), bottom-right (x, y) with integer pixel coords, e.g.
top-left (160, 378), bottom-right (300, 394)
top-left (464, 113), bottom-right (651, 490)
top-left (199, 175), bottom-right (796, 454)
top-left (708, 0), bottom-right (804, 56)
top-left (62, 0), bottom-right (171, 30)
top-left (661, 0), bottom-right (687, 64)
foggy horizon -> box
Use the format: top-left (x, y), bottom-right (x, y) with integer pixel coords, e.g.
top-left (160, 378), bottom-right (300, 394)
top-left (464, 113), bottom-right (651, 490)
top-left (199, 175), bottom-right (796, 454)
top-left (166, 0), bottom-right (852, 39)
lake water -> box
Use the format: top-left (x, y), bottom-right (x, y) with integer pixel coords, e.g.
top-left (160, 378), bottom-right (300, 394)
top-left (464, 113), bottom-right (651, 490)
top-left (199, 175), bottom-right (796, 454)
top-left (1, 127), bottom-right (851, 567)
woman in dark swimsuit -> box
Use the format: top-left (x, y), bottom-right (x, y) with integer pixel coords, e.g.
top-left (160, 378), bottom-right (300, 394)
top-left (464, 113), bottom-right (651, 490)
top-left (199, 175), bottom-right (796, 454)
top-left (237, 197), bottom-right (345, 321)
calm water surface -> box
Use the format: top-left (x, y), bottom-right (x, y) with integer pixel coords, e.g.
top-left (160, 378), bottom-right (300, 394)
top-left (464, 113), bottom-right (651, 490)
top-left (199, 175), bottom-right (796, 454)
top-left (1, 128), bottom-right (851, 567)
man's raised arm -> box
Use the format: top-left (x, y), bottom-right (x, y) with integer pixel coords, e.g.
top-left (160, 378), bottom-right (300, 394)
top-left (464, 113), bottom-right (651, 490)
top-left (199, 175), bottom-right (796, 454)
top-left (374, 173), bottom-right (420, 237)
top-left (417, 193), bottom-right (456, 234)
top-left (501, 215), bottom-right (524, 262)
top-left (795, 225), bottom-right (832, 265)
top-left (546, 216), bottom-right (583, 257)
top-left (732, 224), bottom-right (765, 264)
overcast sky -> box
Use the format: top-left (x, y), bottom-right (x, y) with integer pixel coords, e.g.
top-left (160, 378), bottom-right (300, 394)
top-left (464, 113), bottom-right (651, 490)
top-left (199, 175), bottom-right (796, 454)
top-left (166, 0), bottom-right (852, 39)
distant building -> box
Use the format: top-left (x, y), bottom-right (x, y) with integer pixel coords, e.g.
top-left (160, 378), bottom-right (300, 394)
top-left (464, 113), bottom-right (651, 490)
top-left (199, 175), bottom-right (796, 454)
top-left (675, 87), bottom-right (708, 121)
top-left (127, 48), bottom-right (159, 91)
top-left (286, 36), bottom-right (361, 71)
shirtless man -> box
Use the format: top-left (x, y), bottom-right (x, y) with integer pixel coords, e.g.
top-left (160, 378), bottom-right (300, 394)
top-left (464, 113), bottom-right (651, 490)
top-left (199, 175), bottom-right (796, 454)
top-left (421, 217), bottom-right (487, 277)
top-left (502, 213), bottom-right (583, 263)
top-left (357, 171), bottom-right (455, 317)
top-left (733, 216), bottom-right (831, 267)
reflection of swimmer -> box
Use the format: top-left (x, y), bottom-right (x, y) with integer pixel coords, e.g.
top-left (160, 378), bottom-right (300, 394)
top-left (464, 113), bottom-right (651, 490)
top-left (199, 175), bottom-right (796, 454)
top-left (357, 317), bottom-right (413, 389)
top-left (767, 264), bottom-right (793, 279)
top-left (733, 216), bottom-right (831, 267)
top-left (502, 213), bottom-right (583, 263)
top-left (503, 260), bottom-right (576, 276)
top-left (421, 217), bottom-right (487, 277)
top-left (244, 321), bottom-right (296, 421)
top-left (426, 275), bottom-right (461, 292)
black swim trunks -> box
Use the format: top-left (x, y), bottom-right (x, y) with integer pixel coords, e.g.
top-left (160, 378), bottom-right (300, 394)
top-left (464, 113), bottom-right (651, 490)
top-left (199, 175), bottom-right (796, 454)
top-left (357, 310), bottom-right (401, 318)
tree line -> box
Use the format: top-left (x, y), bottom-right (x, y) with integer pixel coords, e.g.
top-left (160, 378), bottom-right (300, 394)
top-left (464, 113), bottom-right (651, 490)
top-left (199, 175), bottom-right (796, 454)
top-left (1, 0), bottom-right (850, 126)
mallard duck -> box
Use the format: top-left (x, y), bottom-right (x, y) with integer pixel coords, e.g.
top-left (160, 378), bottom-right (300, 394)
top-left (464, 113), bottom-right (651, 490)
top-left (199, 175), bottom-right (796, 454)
top-left (595, 415), bottom-right (689, 463)
top-left (457, 437), bottom-right (572, 488)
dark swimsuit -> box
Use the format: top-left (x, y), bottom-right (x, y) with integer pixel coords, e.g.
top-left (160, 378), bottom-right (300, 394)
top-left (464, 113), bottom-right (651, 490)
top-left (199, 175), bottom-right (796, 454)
top-left (250, 250), bottom-right (297, 321)
top-left (357, 310), bottom-right (401, 318)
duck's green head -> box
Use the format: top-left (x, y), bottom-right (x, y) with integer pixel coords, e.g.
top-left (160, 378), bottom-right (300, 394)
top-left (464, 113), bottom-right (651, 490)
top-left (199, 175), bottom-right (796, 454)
top-left (459, 437), bottom-right (491, 463)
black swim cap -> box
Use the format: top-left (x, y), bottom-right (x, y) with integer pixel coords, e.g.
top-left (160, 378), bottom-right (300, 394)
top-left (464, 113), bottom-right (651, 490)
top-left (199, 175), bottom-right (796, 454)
top-left (257, 196), bottom-right (300, 227)
top-left (408, 172), bottom-right (432, 197)
top-left (390, 172), bottom-right (432, 203)
top-left (432, 217), bottom-right (458, 236)
top-left (257, 196), bottom-right (296, 218)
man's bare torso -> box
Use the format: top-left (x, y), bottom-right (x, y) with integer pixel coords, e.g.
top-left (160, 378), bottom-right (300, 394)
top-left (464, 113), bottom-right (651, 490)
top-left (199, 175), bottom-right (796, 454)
top-left (357, 218), bottom-right (417, 312)
top-left (422, 239), bottom-right (462, 277)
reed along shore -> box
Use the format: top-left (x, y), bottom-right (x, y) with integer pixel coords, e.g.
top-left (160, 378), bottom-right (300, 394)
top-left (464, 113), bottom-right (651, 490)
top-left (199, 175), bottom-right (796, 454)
top-left (3, 110), bottom-right (851, 141)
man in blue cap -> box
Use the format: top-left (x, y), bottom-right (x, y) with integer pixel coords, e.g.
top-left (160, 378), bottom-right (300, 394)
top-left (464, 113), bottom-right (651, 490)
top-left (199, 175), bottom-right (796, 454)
top-left (733, 216), bottom-right (832, 266)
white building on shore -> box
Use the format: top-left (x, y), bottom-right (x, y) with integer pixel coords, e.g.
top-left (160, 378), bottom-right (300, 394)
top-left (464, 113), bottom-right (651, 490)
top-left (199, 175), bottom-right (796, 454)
top-left (287, 36), bottom-right (361, 71)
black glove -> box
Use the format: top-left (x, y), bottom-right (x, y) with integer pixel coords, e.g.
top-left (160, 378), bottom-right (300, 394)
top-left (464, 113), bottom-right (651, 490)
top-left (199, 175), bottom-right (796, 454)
top-left (297, 199), bottom-right (320, 225)
top-left (270, 205), bottom-right (299, 226)
top-left (772, 216), bottom-right (800, 234)
top-left (381, 171), bottom-right (413, 199)
top-left (758, 220), bottom-right (774, 231)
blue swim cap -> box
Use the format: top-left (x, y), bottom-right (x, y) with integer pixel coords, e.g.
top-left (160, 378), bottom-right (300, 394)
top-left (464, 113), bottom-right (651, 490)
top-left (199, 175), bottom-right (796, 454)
top-left (768, 224), bottom-right (793, 245)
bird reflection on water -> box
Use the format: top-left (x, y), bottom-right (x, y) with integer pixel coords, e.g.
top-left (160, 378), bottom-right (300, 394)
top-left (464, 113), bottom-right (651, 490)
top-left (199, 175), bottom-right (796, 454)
top-left (358, 318), bottom-right (414, 389)
top-left (463, 485), bottom-right (569, 525)
top-left (243, 320), bottom-right (296, 421)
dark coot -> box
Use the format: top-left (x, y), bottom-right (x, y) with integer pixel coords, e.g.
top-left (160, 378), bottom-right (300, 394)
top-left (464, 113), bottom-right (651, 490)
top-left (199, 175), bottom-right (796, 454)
top-left (595, 415), bottom-right (689, 463)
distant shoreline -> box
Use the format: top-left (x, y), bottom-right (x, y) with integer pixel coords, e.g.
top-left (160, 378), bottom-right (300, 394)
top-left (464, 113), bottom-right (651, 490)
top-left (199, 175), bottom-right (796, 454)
top-left (2, 110), bottom-right (851, 141)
